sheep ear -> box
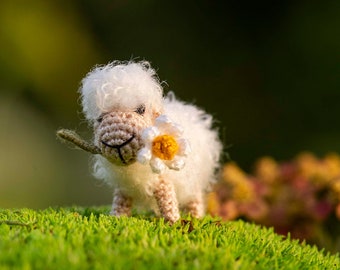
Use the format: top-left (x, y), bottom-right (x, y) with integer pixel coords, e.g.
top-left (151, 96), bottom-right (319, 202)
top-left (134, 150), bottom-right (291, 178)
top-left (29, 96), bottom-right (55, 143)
top-left (57, 129), bottom-right (101, 155)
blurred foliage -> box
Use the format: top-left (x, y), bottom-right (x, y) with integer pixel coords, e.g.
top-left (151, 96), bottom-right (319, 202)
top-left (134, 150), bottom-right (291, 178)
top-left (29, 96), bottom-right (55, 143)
top-left (0, 0), bottom-right (101, 121)
top-left (0, 0), bottom-right (339, 213)
top-left (0, 0), bottom-right (108, 208)
top-left (208, 152), bottom-right (340, 252)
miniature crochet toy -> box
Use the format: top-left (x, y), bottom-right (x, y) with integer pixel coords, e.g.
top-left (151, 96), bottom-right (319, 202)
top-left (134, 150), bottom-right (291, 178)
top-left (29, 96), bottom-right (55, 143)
top-left (57, 61), bottom-right (222, 224)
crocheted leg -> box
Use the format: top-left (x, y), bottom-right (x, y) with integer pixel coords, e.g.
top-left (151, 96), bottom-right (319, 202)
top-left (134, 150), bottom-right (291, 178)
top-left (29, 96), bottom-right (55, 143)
top-left (153, 177), bottom-right (180, 225)
top-left (110, 189), bottom-right (132, 217)
top-left (185, 193), bottom-right (205, 218)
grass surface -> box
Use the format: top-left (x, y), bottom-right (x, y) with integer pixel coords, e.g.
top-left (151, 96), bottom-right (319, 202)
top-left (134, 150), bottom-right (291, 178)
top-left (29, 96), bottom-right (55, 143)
top-left (0, 207), bottom-right (339, 270)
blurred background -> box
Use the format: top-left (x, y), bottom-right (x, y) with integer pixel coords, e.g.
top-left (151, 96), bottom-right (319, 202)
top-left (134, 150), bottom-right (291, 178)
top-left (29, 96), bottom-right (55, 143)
top-left (0, 0), bottom-right (339, 208)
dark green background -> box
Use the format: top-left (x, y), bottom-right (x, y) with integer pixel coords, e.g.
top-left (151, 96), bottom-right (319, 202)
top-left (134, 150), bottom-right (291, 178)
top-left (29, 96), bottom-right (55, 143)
top-left (0, 0), bottom-right (339, 207)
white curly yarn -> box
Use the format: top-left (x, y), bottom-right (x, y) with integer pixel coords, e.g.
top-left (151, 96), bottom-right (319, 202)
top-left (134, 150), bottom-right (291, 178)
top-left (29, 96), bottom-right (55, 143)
top-left (80, 61), bottom-right (163, 124)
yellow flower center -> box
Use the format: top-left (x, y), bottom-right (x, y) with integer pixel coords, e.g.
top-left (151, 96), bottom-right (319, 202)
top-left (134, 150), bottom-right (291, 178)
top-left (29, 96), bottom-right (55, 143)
top-left (152, 135), bottom-right (179, 160)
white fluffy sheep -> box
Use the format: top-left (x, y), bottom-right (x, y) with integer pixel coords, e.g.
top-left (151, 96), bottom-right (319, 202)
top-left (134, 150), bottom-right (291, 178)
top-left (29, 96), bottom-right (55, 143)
top-left (58, 61), bottom-right (222, 224)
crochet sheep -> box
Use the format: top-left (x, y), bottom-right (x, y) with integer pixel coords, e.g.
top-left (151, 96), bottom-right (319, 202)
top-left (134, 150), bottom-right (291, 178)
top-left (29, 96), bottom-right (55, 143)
top-left (58, 61), bottom-right (222, 224)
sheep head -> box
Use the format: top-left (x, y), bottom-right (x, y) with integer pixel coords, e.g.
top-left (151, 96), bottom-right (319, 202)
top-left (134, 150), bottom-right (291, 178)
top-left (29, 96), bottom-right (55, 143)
top-left (80, 61), bottom-right (163, 166)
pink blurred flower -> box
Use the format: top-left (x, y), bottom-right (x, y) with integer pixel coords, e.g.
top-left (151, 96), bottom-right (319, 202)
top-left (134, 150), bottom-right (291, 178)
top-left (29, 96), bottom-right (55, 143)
top-left (208, 152), bottom-right (340, 248)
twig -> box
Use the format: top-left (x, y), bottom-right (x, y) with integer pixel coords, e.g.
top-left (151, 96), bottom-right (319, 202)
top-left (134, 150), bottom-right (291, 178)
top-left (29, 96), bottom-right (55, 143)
top-left (57, 129), bottom-right (101, 155)
top-left (0, 220), bottom-right (30, 227)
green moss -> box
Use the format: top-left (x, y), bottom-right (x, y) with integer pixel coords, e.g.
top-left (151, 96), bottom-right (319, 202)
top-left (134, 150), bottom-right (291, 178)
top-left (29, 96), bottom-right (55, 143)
top-left (0, 207), bottom-right (338, 269)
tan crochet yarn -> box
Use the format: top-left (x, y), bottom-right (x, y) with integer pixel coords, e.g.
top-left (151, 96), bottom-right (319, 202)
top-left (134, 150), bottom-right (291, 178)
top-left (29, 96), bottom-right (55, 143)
top-left (110, 189), bottom-right (132, 216)
top-left (184, 198), bottom-right (205, 218)
top-left (153, 177), bottom-right (180, 224)
top-left (94, 111), bottom-right (150, 166)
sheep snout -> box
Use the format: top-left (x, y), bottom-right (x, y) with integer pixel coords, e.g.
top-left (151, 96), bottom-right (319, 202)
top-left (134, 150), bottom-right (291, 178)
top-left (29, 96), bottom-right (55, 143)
top-left (95, 112), bottom-right (148, 166)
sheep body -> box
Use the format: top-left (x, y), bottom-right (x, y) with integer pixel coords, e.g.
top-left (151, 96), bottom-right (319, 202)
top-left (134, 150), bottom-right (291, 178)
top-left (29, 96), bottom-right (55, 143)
top-left (80, 61), bottom-right (222, 222)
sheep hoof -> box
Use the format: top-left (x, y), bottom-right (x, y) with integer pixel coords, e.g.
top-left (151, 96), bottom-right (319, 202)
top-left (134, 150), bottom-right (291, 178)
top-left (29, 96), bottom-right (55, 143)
top-left (110, 190), bottom-right (132, 217)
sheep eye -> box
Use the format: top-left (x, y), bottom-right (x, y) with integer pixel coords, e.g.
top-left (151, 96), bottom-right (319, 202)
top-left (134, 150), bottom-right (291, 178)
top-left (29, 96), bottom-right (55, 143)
top-left (135, 104), bottom-right (146, 115)
top-left (97, 115), bottom-right (104, 123)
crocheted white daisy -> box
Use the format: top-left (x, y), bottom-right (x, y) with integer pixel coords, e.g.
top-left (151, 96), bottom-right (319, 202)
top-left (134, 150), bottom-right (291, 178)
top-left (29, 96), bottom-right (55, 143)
top-left (137, 115), bottom-right (191, 174)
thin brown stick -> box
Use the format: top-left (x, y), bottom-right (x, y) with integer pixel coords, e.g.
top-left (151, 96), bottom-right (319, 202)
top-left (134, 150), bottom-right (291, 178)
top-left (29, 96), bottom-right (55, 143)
top-left (0, 220), bottom-right (31, 227)
top-left (57, 129), bottom-right (101, 155)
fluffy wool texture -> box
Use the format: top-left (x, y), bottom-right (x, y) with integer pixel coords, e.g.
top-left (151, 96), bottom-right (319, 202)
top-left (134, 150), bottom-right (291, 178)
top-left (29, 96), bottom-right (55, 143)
top-left (80, 61), bottom-right (222, 214)
top-left (81, 61), bottom-right (163, 124)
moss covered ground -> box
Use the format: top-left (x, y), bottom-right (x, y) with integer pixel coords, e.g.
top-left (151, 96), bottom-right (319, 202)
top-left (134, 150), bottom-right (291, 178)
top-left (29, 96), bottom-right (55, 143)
top-left (0, 207), bottom-right (339, 269)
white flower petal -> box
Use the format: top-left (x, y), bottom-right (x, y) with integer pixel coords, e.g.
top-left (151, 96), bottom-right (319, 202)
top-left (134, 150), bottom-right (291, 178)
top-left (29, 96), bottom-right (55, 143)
top-left (166, 156), bottom-right (186, 171)
top-left (155, 114), bottom-right (172, 125)
top-left (137, 148), bottom-right (152, 164)
top-left (177, 138), bottom-right (191, 156)
top-left (155, 115), bottom-right (183, 136)
top-left (150, 157), bottom-right (167, 174)
top-left (141, 126), bottom-right (160, 142)
top-left (167, 123), bottom-right (184, 137)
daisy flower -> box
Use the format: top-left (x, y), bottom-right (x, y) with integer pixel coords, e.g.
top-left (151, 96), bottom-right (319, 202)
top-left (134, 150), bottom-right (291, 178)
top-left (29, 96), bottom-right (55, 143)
top-left (137, 115), bottom-right (191, 174)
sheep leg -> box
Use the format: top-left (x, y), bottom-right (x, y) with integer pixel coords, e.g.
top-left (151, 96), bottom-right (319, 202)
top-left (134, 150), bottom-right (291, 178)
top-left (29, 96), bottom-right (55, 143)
top-left (185, 193), bottom-right (205, 218)
top-left (110, 189), bottom-right (132, 217)
top-left (153, 177), bottom-right (180, 224)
